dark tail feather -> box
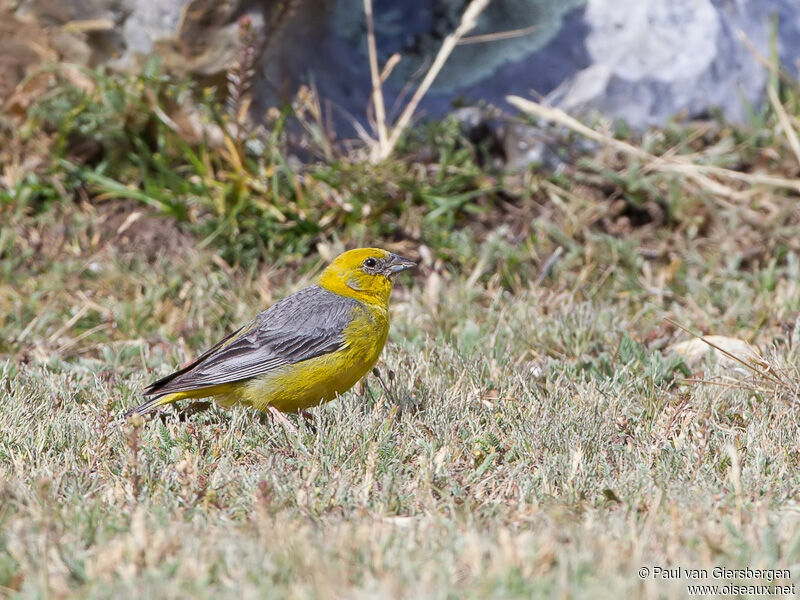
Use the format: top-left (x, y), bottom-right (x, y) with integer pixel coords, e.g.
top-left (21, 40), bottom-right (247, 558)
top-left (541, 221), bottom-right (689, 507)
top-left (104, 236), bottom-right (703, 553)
top-left (130, 325), bottom-right (245, 419)
top-left (123, 395), bottom-right (168, 418)
top-left (143, 370), bottom-right (186, 397)
top-left (143, 326), bottom-right (245, 397)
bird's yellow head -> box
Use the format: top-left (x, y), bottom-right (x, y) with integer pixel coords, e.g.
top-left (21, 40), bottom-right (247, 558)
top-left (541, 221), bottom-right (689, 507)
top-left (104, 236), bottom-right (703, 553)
top-left (317, 248), bottom-right (416, 307)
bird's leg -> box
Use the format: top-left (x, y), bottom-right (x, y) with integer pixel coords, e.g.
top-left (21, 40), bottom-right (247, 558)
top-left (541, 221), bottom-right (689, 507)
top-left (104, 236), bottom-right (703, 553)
top-left (268, 405), bottom-right (298, 434)
top-left (297, 410), bottom-right (317, 433)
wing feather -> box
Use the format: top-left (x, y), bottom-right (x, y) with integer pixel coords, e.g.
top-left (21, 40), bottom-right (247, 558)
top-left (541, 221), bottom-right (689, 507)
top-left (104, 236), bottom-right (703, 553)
top-left (143, 325), bottom-right (245, 395)
top-left (144, 286), bottom-right (358, 397)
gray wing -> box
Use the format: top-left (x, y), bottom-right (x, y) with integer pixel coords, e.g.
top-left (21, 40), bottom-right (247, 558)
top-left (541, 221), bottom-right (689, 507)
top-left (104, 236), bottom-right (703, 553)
top-left (144, 286), bottom-right (358, 397)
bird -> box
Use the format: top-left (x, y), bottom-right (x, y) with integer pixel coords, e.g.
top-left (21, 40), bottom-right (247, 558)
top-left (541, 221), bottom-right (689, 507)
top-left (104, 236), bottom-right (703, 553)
top-left (125, 248), bottom-right (416, 419)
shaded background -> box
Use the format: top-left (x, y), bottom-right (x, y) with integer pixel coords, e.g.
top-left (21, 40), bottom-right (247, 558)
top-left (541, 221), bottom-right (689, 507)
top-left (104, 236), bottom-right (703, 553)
top-left (6, 0), bottom-right (800, 132)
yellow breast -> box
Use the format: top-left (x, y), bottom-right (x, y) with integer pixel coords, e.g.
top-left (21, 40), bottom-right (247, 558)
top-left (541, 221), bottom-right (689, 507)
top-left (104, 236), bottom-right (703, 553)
top-left (234, 303), bottom-right (389, 412)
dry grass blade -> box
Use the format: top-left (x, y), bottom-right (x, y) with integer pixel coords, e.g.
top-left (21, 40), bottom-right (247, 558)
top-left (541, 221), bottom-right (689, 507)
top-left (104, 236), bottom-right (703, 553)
top-left (678, 378), bottom-right (773, 394)
top-left (379, 53), bottom-right (402, 84)
top-left (61, 18), bottom-right (115, 33)
top-left (46, 304), bottom-right (90, 345)
top-left (767, 85), bottom-right (800, 168)
top-left (736, 29), bottom-right (800, 94)
top-left (368, 0), bottom-right (491, 161)
top-left (363, 0), bottom-right (388, 151)
top-left (506, 95), bottom-right (800, 198)
top-left (458, 23), bottom-right (540, 45)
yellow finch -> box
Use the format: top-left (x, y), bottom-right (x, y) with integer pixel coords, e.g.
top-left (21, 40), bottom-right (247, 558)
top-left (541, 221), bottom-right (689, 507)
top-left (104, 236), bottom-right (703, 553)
top-left (126, 248), bottom-right (415, 417)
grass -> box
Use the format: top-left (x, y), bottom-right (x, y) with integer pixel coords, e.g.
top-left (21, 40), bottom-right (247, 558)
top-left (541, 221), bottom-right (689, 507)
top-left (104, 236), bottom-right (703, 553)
top-left (2, 59), bottom-right (515, 269)
top-left (4, 42), bottom-right (800, 596)
top-left (3, 189), bottom-right (800, 597)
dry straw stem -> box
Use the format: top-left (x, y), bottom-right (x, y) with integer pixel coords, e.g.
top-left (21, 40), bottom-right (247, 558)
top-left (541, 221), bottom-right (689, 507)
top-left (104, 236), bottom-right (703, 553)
top-left (735, 29), bottom-right (800, 94)
top-left (665, 317), bottom-right (786, 388)
top-left (363, 0), bottom-right (388, 150)
top-left (767, 85), bottom-right (800, 168)
top-left (366, 0), bottom-right (491, 162)
top-left (506, 96), bottom-right (800, 200)
top-left (458, 23), bottom-right (540, 45)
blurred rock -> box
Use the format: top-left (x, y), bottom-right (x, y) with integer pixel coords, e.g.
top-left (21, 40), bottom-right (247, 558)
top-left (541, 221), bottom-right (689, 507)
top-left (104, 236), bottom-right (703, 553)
top-left (502, 123), bottom-right (564, 171)
top-left (667, 335), bottom-right (766, 375)
top-left (252, 0), bottom-right (590, 132)
top-left (250, 0), bottom-right (800, 131)
top-left (0, 4), bottom-right (55, 102)
top-left (547, 0), bottom-right (793, 127)
top-left (5, 0), bottom-right (800, 132)
top-left (450, 106), bottom-right (599, 170)
top-left (114, 0), bottom-right (188, 68)
top-left (10, 0), bottom-right (250, 74)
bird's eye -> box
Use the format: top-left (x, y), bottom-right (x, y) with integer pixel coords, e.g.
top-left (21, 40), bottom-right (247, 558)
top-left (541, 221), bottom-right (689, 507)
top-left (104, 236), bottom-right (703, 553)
top-left (364, 257), bottom-right (378, 268)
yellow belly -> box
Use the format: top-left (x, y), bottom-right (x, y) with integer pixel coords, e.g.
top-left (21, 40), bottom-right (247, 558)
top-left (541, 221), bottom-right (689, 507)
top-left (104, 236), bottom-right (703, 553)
top-left (219, 305), bottom-right (388, 412)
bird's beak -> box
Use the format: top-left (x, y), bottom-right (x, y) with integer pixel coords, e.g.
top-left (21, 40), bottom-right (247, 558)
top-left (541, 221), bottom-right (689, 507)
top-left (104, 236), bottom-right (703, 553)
top-left (384, 253), bottom-right (417, 276)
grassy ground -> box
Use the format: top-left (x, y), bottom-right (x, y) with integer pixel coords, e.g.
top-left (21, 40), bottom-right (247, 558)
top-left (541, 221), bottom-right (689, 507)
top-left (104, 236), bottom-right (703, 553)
top-left (3, 190), bottom-right (800, 598)
top-left (4, 55), bottom-right (800, 597)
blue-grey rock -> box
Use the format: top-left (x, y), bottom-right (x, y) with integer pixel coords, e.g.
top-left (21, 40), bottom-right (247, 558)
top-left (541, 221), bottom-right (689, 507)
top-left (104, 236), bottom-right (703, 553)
top-left (254, 0), bottom-right (591, 131)
top-left (114, 0), bottom-right (188, 68)
top-left (251, 0), bottom-right (800, 131)
top-left (10, 0), bottom-right (800, 131)
top-left (546, 0), bottom-right (780, 127)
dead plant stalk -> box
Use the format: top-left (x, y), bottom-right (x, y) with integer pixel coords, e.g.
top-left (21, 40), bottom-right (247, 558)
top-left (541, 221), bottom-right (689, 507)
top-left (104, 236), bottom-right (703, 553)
top-left (767, 85), bottom-right (800, 168)
top-left (363, 0), bottom-right (388, 150)
top-left (365, 0), bottom-right (491, 162)
top-left (506, 95), bottom-right (800, 199)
